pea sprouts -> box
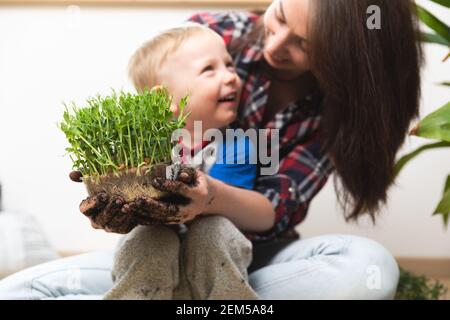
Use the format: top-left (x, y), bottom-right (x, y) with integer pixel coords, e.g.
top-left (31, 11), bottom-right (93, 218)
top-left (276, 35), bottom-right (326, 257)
top-left (60, 88), bottom-right (188, 178)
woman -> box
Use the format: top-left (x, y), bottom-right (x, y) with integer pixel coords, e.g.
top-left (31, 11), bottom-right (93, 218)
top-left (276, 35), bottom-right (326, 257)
top-left (0, 0), bottom-right (422, 299)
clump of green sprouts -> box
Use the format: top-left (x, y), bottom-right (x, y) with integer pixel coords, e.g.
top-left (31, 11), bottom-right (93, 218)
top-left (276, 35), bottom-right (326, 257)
top-left (60, 88), bottom-right (188, 179)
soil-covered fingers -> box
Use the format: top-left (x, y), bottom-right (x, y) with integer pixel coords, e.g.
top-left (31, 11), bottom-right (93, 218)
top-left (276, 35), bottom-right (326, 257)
top-left (151, 177), bottom-right (190, 195)
top-left (90, 218), bottom-right (136, 234)
top-left (79, 192), bottom-right (109, 217)
top-left (81, 194), bottom-right (137, 234)
top-left (150, 167), bottom-right (198, 197)
top-left (136, 198), bottom-right (196, 224)
top-left (104, 206), bottom-right (138, 234)
top-left (139, 199), bottom-right (195, 224)
top-left (134, 215), bottom-right (169, 226)
top-left (92, 195), bottom-right (126, 228)
top-left (177, 166), bottom-right (198, 185)
top-left (138, 197), bottom-right (178, 216)
top-left (122, 199), bottom-right (185, 225)
top-left (150, 164), bottom-right (197, 191)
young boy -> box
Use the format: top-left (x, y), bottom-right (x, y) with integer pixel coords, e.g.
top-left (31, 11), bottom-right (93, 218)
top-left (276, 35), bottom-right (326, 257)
top-left (103, 23), bottom-right (259, 300)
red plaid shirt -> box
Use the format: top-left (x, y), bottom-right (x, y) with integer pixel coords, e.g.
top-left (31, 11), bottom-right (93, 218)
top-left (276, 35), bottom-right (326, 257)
top-left (188, 12), bottom-right (334, 242)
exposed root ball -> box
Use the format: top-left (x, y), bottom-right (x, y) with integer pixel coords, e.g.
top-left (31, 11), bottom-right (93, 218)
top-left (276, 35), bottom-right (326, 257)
top-left (83, 166), bottom-right (166, 202)
top-left (80, 164), bottom-right (198, 227)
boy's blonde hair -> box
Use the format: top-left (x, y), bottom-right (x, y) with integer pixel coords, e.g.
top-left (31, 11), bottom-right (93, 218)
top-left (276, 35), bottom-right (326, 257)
top-left (129, 23), bottom-right (217, 92)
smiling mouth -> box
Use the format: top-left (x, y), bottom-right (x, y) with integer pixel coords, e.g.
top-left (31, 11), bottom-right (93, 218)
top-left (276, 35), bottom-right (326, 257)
top-left (266, 51), bottom-right (288, 64)
top-left (217, 92), bottom-right (237, 104)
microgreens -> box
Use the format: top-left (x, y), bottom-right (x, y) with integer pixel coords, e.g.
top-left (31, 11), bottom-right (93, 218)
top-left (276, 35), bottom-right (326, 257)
top-left (60, 88), bottom-right (188, 178)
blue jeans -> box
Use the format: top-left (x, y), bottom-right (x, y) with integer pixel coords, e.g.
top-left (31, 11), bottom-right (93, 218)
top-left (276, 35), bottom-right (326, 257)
top-left (0, 234), bottom-right (399, 300)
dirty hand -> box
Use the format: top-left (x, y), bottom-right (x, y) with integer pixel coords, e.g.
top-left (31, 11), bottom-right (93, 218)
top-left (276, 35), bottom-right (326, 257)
top-left (70, 171), bottom-right (177, 234)
top-left (149, 164), bottom-right (215, 224)
top-left (69, 164), bottom-right (201, 233)
top-left (77, 192), bottom-right (138, 234)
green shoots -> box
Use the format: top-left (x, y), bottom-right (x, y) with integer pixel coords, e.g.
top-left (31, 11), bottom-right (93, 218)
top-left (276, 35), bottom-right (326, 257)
top-left (60, 88), bottom-right (188, 178)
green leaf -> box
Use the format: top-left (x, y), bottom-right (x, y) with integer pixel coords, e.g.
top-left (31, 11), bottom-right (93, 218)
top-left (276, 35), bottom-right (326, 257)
top-left (433, 175), bottom-right (450, 227)
top-left (394, 141), bottom-right (450, 177)
top-left (412, 102), bottom-right (450, 141)
top-left (421, 31), bottom-right (450, 46)
top-left (437, 81), bottom-right (450, 86)
top-left (429, 0), bottom-right (450, 8)
top-left (416, 4), bottom-right (450, 44)
top-left (444, 175), bottom-right (450, 193)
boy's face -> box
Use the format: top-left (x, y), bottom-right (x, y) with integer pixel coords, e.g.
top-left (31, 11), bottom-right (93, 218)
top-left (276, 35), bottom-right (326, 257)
top-left (159, 31), bottom-right (242, 133)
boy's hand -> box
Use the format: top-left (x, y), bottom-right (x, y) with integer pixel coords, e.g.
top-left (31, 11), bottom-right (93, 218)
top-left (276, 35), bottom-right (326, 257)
top-left (79, 193), bottom-right (138, 234)
top-left (127, 163), bottom-right (203, 224)
top-left (149, 164), bottom-right (214, 224)
top-left (70, 171), bottom-right (135, 233)
top-left (70, 163), bottom-right (200, 233)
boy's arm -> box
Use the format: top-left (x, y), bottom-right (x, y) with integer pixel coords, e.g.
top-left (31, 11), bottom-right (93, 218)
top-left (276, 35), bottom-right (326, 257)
top-left (203, 175), bottom-right (276, 233)
top-left (182, 135), bottom-right (275, 233)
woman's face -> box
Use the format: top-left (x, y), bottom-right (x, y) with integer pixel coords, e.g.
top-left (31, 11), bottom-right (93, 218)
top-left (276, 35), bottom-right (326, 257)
top-left (263, 0), bottom-right (312, 76)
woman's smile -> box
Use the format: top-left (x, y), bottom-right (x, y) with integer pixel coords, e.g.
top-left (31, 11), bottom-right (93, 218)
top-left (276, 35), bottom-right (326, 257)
top-left (268, 52), bottom-right (289, 65)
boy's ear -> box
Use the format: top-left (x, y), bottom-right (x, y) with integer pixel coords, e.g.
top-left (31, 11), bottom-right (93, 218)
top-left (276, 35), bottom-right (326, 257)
top-left (150, 85), bottom-right (178, 116)
top-left (150, 84), bottom-right (164, 93)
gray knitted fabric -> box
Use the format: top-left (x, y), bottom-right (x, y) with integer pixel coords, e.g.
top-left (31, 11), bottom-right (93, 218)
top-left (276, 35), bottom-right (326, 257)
top-left (104, 216), bottom-right (258, 300)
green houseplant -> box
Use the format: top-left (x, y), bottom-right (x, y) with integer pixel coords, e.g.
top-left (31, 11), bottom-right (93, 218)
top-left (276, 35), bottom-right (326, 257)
top-left (395, 0), bottom-right (450, 226)
top-left (394, 0), bottom-right (449, 300)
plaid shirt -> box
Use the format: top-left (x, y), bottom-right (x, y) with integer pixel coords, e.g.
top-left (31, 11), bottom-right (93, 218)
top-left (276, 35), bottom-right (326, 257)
top-left (188, 12), bottom-right (334, 242)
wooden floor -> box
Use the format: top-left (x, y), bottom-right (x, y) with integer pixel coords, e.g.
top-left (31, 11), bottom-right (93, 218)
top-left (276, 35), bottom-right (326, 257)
top-left (397, 258), bottom-right (450, 300)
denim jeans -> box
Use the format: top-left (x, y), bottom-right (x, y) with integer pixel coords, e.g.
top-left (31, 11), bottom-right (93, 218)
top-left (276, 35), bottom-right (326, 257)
top-left (0, 234), bottom-right (399, 300)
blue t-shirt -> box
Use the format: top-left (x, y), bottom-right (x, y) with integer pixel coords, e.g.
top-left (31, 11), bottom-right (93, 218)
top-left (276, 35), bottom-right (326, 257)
top-left (187, 134), bottom-right (257, 190)
top-left (208, 135), bottom-right (257, 190)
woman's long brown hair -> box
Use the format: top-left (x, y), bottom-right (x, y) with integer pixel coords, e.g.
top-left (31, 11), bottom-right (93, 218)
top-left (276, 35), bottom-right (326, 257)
top-left (309, 0), bottom-right (423, 221)
top-left (234, 0), bottom-right (424, 221)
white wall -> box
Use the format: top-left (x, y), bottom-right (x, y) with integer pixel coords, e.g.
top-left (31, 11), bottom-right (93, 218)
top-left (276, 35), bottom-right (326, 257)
top-left (0, 1), bottom-right (449, 257)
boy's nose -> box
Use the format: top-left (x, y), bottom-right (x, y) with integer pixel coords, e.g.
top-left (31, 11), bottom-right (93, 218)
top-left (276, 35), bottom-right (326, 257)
top-left (223, 70), bottom-right (238, 85)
